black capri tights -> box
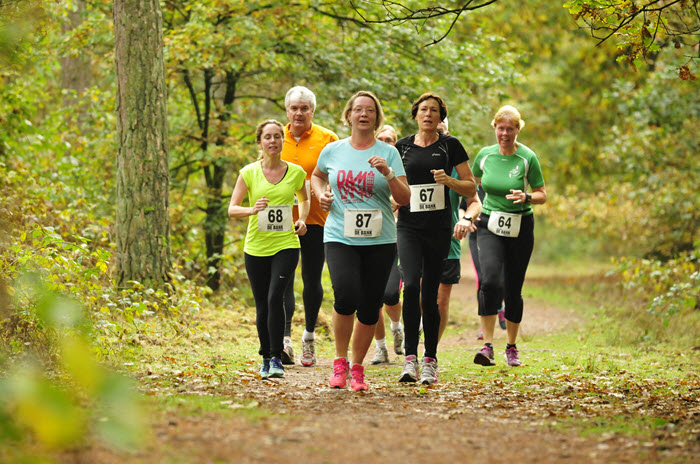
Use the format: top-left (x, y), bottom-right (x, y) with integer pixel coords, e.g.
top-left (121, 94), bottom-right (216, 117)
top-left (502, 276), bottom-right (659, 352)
top-left (476, 214), bottom-right (534, 324)
top-left (245, 248), bottom-right (299, 359)
top-left (325, 242), bottom-right (396, 326)
top-left (283, 224), bottom-right (325, 336)
top-left (383, 251), bottom-right (402, 306)
top-left (398, 226), bottom-right (451, 359)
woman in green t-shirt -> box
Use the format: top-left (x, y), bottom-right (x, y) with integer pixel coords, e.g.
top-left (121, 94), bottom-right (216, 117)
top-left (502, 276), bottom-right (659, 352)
top-left (471, 105), bottom-right (547, 368)
top-left (228, 119), bottom-right (310, 380)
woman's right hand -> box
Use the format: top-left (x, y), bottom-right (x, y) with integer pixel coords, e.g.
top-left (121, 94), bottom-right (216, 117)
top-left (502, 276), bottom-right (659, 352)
top-left (251, 196), bottom-right (270, 214)
top-left (318, 184), bottom-right (334, 212)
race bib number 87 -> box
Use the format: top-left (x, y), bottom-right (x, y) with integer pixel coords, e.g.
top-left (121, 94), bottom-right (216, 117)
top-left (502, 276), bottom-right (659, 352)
top-left (344, 209), bottom-right (382, 238)
top-left (258, 205), bottom-right (292, 232)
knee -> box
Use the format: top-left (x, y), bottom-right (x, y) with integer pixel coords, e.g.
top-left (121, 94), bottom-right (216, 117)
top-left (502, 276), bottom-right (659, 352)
top-left (357, 309), bottom-right (380, 326)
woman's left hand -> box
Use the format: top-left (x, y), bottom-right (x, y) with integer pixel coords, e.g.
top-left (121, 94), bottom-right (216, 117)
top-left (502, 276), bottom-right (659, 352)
top-left (506, 189), bottom-right (528, 204)
top-left (368, 156), bottom-right (390, 177)
top-left (294, 220), bottom-right (307, 236)
top-left (453, 217), bottom-right (478, 240)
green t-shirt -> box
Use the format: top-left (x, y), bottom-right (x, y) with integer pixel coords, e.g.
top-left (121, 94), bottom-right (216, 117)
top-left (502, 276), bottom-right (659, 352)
top-left (240, 160), bottom-right (306, 257)
top-left (471, 143), bottom-right (545, 216)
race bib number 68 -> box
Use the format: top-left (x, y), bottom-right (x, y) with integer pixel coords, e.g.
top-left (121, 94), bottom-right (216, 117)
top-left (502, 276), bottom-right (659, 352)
top-left (258, 205), bottom-right (292, 232)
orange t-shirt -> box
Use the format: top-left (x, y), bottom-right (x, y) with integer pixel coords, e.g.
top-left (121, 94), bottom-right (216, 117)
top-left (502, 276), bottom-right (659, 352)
top-left (281, 122), bottom-right (338, 226)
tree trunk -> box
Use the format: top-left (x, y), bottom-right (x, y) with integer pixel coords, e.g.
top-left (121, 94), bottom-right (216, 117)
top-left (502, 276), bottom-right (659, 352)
top-left (113, 0), bottom-right (171, 288)
top-left (203, 70), bottom-right (237, 291)
top-left (60, 0), bottom-right (91, 109)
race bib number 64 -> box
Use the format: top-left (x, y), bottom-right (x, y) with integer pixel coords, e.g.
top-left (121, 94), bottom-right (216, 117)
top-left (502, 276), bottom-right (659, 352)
top-left (487, 211), bottom-right (521, 238)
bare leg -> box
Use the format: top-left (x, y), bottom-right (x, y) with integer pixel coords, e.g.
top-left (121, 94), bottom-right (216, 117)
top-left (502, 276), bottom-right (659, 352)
top-left (351, 319), bottom-right (377, 365)
top-left (333, 311), bottom-right (354, 359)
top-left (481, 314), bottom-right (498, 345)
top-left (374, 307), bottom-right (387, 340)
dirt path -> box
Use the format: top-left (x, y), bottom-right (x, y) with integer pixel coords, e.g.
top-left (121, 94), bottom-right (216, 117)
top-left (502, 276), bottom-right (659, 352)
top-left (81, 267), bottom-right (697, 464)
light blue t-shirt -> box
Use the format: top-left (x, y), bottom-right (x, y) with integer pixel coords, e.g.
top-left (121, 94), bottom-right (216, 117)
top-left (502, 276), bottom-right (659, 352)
top-left (316, 138), bottom-right (406, 246)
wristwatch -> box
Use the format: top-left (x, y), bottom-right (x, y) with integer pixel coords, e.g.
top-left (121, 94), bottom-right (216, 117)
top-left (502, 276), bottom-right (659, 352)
top-left (462, 215), bottom-right (473, 223)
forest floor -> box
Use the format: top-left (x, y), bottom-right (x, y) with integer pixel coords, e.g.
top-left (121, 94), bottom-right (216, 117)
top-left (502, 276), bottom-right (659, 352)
top-left (60, 267), bottom-right (699, 464)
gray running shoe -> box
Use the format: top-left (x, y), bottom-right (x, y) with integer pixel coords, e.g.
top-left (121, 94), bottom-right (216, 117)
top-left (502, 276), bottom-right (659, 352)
top-left (300, 338), bottom-right (316, 367)
top-left (420, 357), bottom-right (438, 385)
top-left (281, 338), bottom-right (295, 365)
top-left (370, 346), bottom-right (389, 365)
top-left (392, 327), bottom-right (405, 355)
top-left (399, 354), bottom-right (419, 382)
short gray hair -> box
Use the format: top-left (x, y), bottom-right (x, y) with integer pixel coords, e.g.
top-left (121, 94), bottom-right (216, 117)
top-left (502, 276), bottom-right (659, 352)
top-left (285, 86), bottom-right (316, 111)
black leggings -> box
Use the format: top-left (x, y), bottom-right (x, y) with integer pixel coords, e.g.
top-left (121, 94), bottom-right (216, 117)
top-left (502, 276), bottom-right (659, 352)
top-left (398, 226), bottom-right (451, 359)
top-left (325, 242), bottom-right (396, 326)
top-left (476, 213), bottom-right (534, 323)
top-left (383, 251), bottom-right (402, 306)
top-left (469, 231), bottom-right (504, 315)
top-left (245, 248), bottom-right (299, 359)
top-left (283, 224), bottom-right (325, 336)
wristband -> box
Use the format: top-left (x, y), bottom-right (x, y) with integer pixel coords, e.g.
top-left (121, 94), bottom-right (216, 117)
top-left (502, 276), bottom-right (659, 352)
top-left (383, 167), bottom-right (396, 181)
top-left (525, 193), bottom-right (532, 203)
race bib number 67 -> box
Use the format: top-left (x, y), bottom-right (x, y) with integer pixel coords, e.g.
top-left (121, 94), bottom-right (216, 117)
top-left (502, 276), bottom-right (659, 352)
top-left (344, 209), bottom-right (382, 238)
top-left (409, 183), bottom-right (445, 212)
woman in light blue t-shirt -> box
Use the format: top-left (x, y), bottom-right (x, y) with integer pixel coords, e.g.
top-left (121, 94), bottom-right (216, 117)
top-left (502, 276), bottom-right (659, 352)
top-left (311, 91), bottom-right (410, 392)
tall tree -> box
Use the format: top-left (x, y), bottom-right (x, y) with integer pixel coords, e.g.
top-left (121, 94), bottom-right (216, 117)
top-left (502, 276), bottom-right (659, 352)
top-left (113, 0), bottom-right (171, 288)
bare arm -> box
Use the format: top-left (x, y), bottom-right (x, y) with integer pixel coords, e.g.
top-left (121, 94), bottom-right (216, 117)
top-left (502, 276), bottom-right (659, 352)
top-left (453, 192), bottom-right (482, 240)
top-left (367, 155), bottom-right (411, 206)
top-left (507, 184), bottom-right (547, 205)
top-left (431, 160), bottom-right (476, 198)
top-left (228, 175), bottom-right (269, 218)
top-left (311, 167), bottom-right (334, 212)
top-left (294, 185), bottom-right (309, 236)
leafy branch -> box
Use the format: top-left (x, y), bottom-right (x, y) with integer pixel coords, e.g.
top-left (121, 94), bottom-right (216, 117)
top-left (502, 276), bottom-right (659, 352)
top-left (349, 0), bottom-right (498, 45)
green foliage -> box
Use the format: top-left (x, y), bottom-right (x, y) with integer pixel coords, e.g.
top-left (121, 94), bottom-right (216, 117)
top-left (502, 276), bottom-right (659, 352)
top-left (0, 274), bottom-right (145, 452)
top-left (613, 250), bottom-right (699, 328)
top-left (565, 0), bottom-right (699, 79)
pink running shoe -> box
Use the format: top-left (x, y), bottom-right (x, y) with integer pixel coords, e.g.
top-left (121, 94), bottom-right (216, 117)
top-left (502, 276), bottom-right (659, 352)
top-left (505, 346), bottom-right (522, 367)
top-left (474, 344), bottom-right (496, 366)
top-left (498, 306), bottom-right (507, 330)
top-left (329, 357), bottom-right (349, 388)
top-left (350, 364), bottom-right (368, 391)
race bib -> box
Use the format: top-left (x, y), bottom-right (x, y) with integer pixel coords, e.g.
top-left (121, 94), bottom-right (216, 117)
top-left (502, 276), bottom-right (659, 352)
top-left (409, 183), bottom-right (445, 212)
top-left (487, 211), bottom-right (522, 238)
top-left (344, 209), bottom-right (382, 238)
top-left (258, 205), bottom-right (293, 232)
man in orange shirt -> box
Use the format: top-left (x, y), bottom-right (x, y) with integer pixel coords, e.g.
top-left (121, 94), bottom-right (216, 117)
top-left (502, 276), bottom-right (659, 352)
top-left (281, 86), bottom-right (339, 366)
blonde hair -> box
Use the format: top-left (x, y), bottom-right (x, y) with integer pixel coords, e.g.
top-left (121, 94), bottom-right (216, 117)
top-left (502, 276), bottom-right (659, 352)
top-left (341, 90), bottom-right (385, 134)
top-left (377, 124), bottom-right (398, 144)
top-left (491, 105), bottom-right (525, 130)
